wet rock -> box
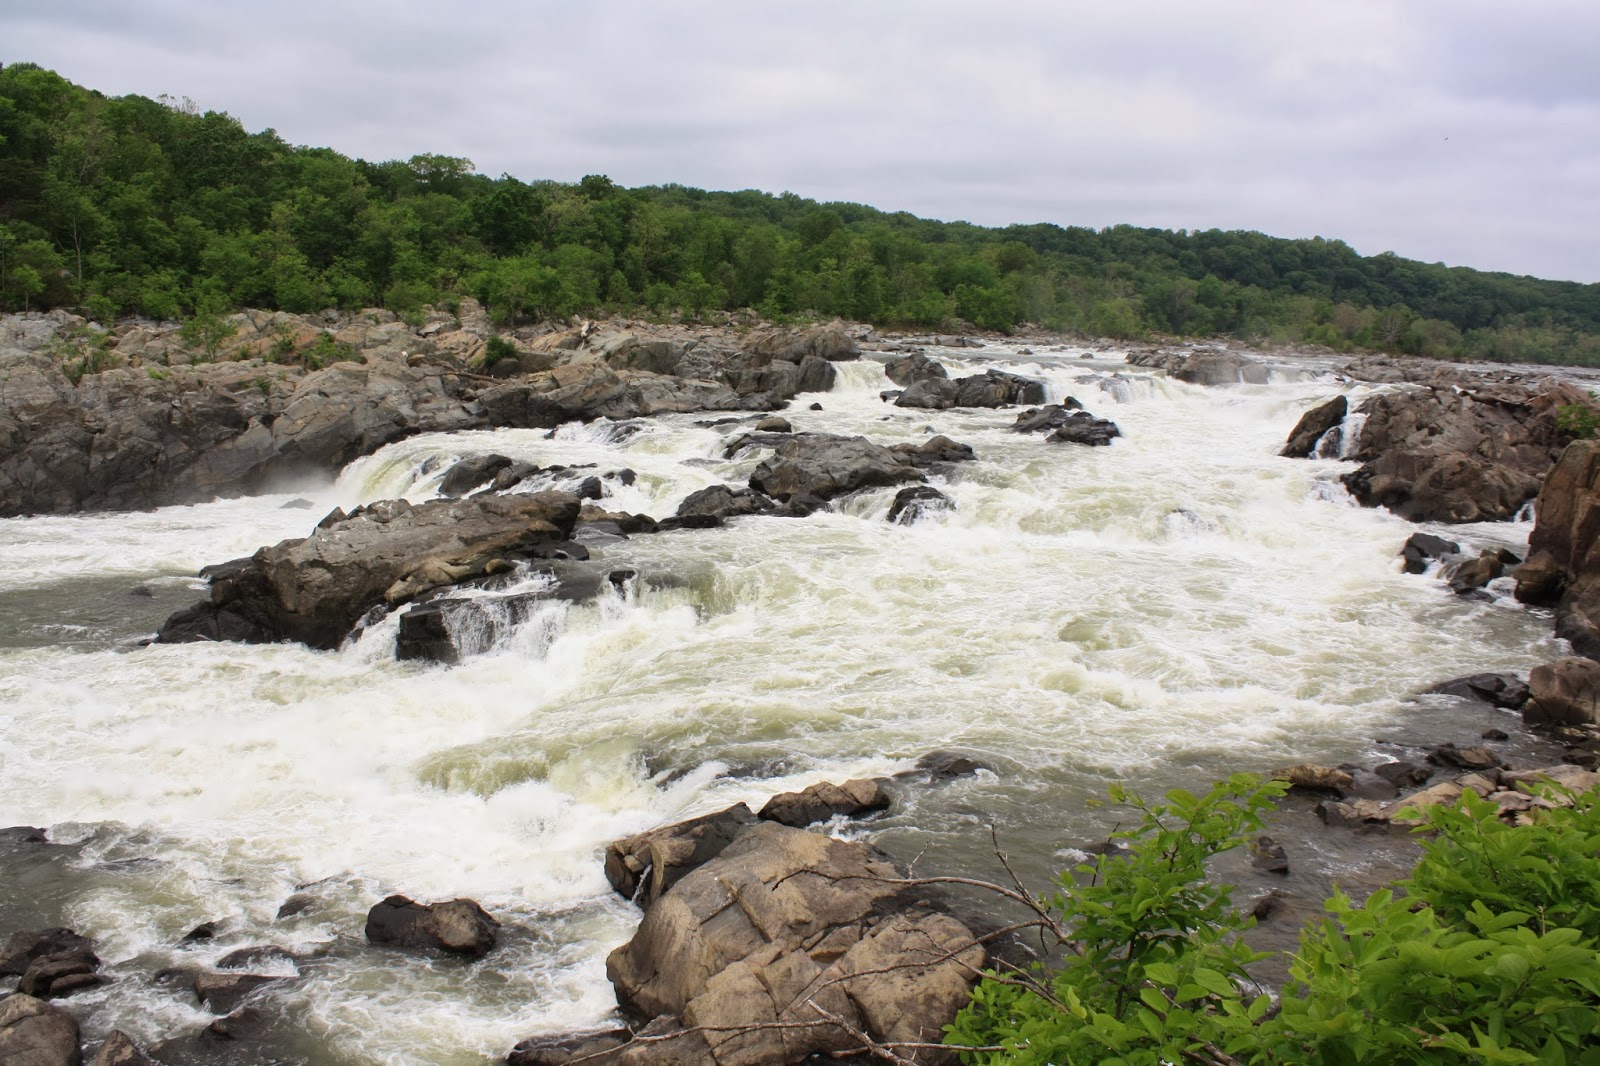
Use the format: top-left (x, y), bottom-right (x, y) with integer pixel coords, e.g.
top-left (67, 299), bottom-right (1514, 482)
top-left (364, 895), bottom-right (500, 957)
top-left (216, 946), bottom-right (295, 970)
top-left (194, 972), bottom-right (283, 1014)
top-left (1126, 349), bottom-right (1269, 386)
top-left (894, 368), bottom-right (1046, 410)
top-left (1343, 768), bottom-right (1400, 800)
top-left (758, 779), bottom-right (893, 828)
top-left (887, 485), bottom-right (954, 525)
top-left (507, 1027), bottom-right (633, 1065)
top-left (0, 993), bottom-right (80, 1066)
top-left (605, 821), bottom-right (984, 1064)
top-left (1446, 551), bottom-right (1504, 594)
top-left (1281, 395), bottom-right (1349, 458)
top-left (180, 922), bottom-right (218, 943)
top-left (1424, 672), bottom-right (1530, 709)
top-left (671, 484), bottom-right (776, 526)
top-left (1483, 727), bottom-right (1511, 741)
top-left (1271, 764), bottom-right (1353, 795)
top-left (1248, 889), bottom-right (1288, 922)
top-left (889, 434), bottom-right (976, 469)
top-left (91, 1031), bottom-right (153, 1066)
top-left (754, 415), bottom-right (791, 433)
top-left (1372, 760), bottom-right (1431, 790)
top-left (1513, 550), bottom-right (1566, 605)
top-left (438, 454), bottom-right (515, 497)
top-left (1010, 401), bottom-right (1084, 434)
top-left (1400, 532), bottom-right (1460, 574)
top-left (157, 491), bottom-right (582, 650)
top-left (897, 750), bottom-right (995, 784)
top-left (1250, 835), bottom-right (1289, 874)
top-left (883, 353), bottom-right (948, 386)
top-left (275, 894), bottom-right (315, 920)
top-left (1339, 381), bottom-right (1588, 524)
top-left (18, 951), bottom-right (106, 999)
top-left (0, 827), bottom-right (49, 846)
top-left (1518, 440), bottom-right (1600, 654)
top-left (603, 803), bottom-right (758, 907)
top-left (1045, 412), bottom-right (1122, 447)
top-left (1425, 743), bottom-right (1502, 772)
top-left (1524, 657), bottom-right (1600, 726)
top-left (0, 929), bottom-right (93, 977)
top-left (748, 434), bottom-right (930, 502)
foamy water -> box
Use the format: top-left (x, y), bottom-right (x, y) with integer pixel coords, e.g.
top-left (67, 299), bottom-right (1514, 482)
top-left (0, 347), bottom-right (1562, 1063)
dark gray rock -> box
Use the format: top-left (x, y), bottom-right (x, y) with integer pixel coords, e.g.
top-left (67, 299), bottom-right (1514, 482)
top-left (672, 484), bottom-right (777, 525)
top-left (0, 929), bottom-right (93, 977)
top-left (194, 972), bottom-right (284, 1014)
top-left (1446, 551), bottom-right (1504, 594)
top-left (748, 434), bottom-right (929, 502)
top-left (18, 951), bottom-right (105, 998)
top-left (887, 485), bottom-right (954, 525)
top-left (91, 1031), bottom-right (153, 1066)
top-left (364, 895), bottom-right (499, 957)
top-left (1045, 412), bottom-right (1121, 447)
top-left (758, 779), bottom-right (892, 827)
top-left (1400, 532), bottom-right (1460, 575)
top-left (437, 454), bottom-right (513, 498)
top-left (883, 353), bottom-right (948, 386)
top-left (1280, 395), bottom-right (1349, 458)
top-left (1426, 673), bottom-right (1530, 709)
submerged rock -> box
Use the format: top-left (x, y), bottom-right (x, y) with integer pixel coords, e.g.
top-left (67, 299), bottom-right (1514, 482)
top-left (886, 485), bottom-right (954, 525)
top-left (1424, 672), bottom-right (1530, 710)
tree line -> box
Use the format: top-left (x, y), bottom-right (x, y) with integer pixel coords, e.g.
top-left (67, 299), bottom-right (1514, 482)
top-left (3, 62), bottom-right (1599, 365)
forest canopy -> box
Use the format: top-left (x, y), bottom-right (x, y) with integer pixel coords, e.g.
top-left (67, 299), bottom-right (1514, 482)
top-left (3, 62), bottom-right (1598, 364)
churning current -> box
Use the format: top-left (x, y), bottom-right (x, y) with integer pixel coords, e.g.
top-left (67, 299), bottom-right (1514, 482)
top-left (0, 346), bottom-right (1562, 1064)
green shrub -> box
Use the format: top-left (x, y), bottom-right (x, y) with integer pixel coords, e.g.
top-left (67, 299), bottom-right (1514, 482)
top-left (303, 332), bottom-right (360, 371)
top-left (1556, 404), bottom-right (1600, 440)
top-left (948, 781), bottom-right (1600, 1065)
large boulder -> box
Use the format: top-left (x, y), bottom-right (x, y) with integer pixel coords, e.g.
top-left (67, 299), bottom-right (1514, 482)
top-left (0, 993), bottom-right (80, 1066)
top-left (1524, 657), bottom-right (1600, 726)
top-left (883, 353), bottom-right (948, 386)
top-left (1280, 395), bottom-right (1348, 458)
top-left (1126, 349), bottom-right (1268, 385)
top-left (1517, 440), bottom-right (1600, 655)
top-left (0, 930), bottom-right (93, 977)
top-left (757, 779), bottom-right (892, 827)
top-left (156, 492), bottom-right (582, 650)
top-left (604, 820), bottom-right (984, 1065)
top-left (748, 434), bottom-right (932, 502)
top-left (364, 895), bottom-right (500, 957)
top-left (603, 804), bottom-right (759, 906)
top-left (893, 369), bottom-right (1045, 410)
top-left (1339, 381), bottom-right (1589, 524)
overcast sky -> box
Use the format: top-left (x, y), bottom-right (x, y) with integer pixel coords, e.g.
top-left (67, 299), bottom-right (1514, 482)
top-left (6, 1), bottom-right (1596, 282)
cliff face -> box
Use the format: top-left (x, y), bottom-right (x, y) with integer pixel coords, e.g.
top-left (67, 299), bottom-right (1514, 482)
top-left (1517, 439), bottom-right (1600, 657)
top-left (0, 305), bottom-right (858, 518)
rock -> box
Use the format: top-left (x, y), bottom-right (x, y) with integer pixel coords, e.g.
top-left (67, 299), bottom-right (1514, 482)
top-left (1250, 835), bottom-right (1289, 874)
top-left (1425, 743), bottom-right (1502, 771)
top-left (1248, 889), bottom-right (1288, 922)
top-left (156, 491), bottom-right (582, 650)
top-left (894, 368), bottom-right (1045, 410)
top-left (745, 324), bottom-right (860, 364)
top-left (1446, 551), bottom-right (1504, 594)
top-left (753, 416), bottom-right (791, 433)
top-left (18, 951), bottom-right (105, 999)
top-left (0, 993), bottom-right (80, 1066)
top-left (883, 353), bottom-right (948, 386)
top-left (364, 895), bottom-right (500, 957)
top-left (1400, 532), bottom-right (1460, 575)
top-left (91, 1031), bottom-right (152, 1066)
top-left (603, 804), bottom-right (759, 906)
top-left (1339, 381), bottom-right (1588, 524)
top-left (912, 750), bottom-right (993, 782)
top-left (1125, 349), bottom-right (1269, 386)
top-left (1045, 412), bottom-right (1121, 447)
top-left (276, 894), bottom-right (315, 920)
top-left (507, 1028), bottom-right (633, 1065)
top-left (1010, 401), bottom-right (1084, 434)
top-left (1271, 764), bottom-right (1354, 795)
top-left (1518, 440), bottom-right (1600, 654)
top-left (181, 922), bottom-right (218, 942)
top-left (1525, 657), bottom-right (1600, 726)
top-left (671, 484), bottom-right (776, 525)
top-left (758, 779), bottom-right (892, 827)
top-left (1513, 550), bottom-right (1566, 605)
top-left (436, 454), bottom-right (514, 498)
top-left (886, 485), bottom-right (954, 525)
top-left (748, 434), bottom-right (929, 502)
top-left (1425, 673), bottom-right (1530, 709)
top-left (605, 821), bottom-right (983, 1063)
top-left (889, 434), bottom-right (976, 468)
top-left (0, 930), bottom-right (93, 977)
top-left (1281, 395), bottom-right (1349, 458)
top-left (0, 827), bottom-right (48, 845)
top-left (1373, 761), bottom-right (1431, 790)
top-left (194, 972), bottom-right (283, 1014)
top-left (1502, 764), bottom-right (1600, 797)
top-left (216, 945), bottom-right (295, 970)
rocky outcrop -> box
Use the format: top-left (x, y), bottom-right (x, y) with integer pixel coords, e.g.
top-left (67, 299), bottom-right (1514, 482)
top-left (1524, 658), bottom-right (1600, 727)
top-left (1126, 348), bottom-right (1268, 385)
top-left (364, 895), bottom-right (500, 957)
top-left (0, 993), bottom-right (81, 1066)
top-left (601, 820), bottom-right (984, 1065)
top-left (603, 804), bottom-right (759, 907)
top-left (156, 491), bottom-right (582, 650)
top-left (1339, 380), bottom-right (1591, 523)
top-left (883, 353), bottom-right (948, 386)
top-left (1280, 395), bottom-right (1348, 458)
top-left (0, 930), bottom-right (93, 977)
top-left (748, 434), bottom-right (958, 502)
top-left (1516, 440), bottom-right (1600, 656)
top-left (892, 369), bottom-right (1045, 410)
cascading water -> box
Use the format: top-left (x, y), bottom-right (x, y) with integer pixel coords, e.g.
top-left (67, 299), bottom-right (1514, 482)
top-left (0, 346), bottom-right (1564, 1064)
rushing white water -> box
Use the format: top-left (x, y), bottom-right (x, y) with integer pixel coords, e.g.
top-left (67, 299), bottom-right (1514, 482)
top-left (0, 347), bottom-right (1564, 1064)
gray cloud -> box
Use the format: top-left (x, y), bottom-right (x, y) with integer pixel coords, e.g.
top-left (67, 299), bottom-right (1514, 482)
top-left (5, 0), bottom-right (1597, 281)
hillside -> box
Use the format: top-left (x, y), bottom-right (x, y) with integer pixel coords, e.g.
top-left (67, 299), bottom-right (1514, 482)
top-left (2, 62), bottom-right (1598, 363)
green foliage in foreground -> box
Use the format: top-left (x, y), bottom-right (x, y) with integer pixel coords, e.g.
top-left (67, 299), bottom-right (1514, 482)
top-left (947, 778), bottom-right (1600, 1065)
top-left (3, 62), bottom-right (1600, 364)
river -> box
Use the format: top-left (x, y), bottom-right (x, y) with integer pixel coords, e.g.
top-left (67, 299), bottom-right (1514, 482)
top-left (0, 345), bottom-right (1564, 1063)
